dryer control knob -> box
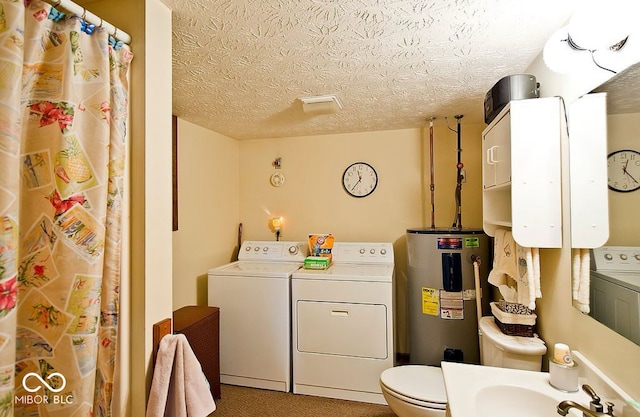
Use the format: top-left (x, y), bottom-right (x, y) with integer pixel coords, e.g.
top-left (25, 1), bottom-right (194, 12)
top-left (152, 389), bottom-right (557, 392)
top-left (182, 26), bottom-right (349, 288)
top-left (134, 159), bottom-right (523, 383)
top-left (370, 249), bottom-right (376, 254)
top-left (359, 249), bottom-right (365, 254)
top-left (245, 246), bottom-right (251, 251)
top-left (288, 246), bottom-right (299, 255)
top-left (381, 249), bottom-right (387, 255)
top-left (254, 247), bottom-right (260, 251)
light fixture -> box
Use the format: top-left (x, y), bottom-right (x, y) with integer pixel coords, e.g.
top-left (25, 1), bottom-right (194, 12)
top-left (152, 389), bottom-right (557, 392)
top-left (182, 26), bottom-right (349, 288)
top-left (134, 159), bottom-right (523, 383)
top-left (270, 216), bottom-right (284, 241)
top-left (543, 0), bottom-right (638, 74)
top-left (299, 94), bottom-right (343, 114)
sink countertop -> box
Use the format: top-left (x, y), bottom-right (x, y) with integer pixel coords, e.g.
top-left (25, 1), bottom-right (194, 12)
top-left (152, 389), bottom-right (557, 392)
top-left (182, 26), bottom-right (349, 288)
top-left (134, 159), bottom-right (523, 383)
top-left (442, 362), bottom-right (592, 417)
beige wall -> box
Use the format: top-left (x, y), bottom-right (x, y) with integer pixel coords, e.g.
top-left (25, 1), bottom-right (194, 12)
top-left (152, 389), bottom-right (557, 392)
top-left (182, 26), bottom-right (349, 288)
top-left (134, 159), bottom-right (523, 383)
top-left (527, 55), bottom-right (640, 399)
top-left (172, 119), bottom-right (240, 308)
top-left (237, 124), bottom-right (484, 353)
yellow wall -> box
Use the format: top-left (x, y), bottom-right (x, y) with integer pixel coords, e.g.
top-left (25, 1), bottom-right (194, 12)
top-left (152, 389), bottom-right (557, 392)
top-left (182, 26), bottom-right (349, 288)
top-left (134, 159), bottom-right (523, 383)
top-left (236, 124), bottom-right (484, 353)
top-left (172, 119), bottom-right (240, 308)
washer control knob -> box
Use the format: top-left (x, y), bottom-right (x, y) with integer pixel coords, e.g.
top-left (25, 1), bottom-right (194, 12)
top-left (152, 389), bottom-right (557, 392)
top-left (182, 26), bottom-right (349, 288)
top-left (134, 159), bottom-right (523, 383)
top-left (245, 246), bottom-right (251, 251)
top-left (620, 254), bottom-right (628, 260)
top-left (360, 249), bottom-right (366, 254)
top-left (263, 247), bottom-right (268, 252)
top-left (604, 253), bottom-right (613, 260)
top-left (635, 254), bottom-right (640, 261)
top-left (254, 247), bottom-right (260, 251)
top-left (288, 246), bottom-right (299, 255)
top-left (381, 249), bottom-right (387, 255)
top-left (370, 249), bottom-right (376, 254)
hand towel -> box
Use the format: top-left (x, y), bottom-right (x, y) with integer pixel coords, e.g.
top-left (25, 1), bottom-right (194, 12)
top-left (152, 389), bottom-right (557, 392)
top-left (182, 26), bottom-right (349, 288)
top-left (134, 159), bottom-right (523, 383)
top-left (516, 245), bottom-right (541, 310)
top-left (488, 228), bottom-right (518, 303)
top-left (146, 334), bottom-right (216, 417)
top-left (572, 248), bottom-right (591, 314)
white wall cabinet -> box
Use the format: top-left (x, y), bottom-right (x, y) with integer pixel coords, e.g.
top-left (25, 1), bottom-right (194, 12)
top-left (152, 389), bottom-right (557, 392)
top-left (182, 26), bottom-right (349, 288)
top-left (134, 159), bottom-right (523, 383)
top-left (482, 97), bottom-right (564, 248)
top-left (568, 93), bottom-right (609, 249)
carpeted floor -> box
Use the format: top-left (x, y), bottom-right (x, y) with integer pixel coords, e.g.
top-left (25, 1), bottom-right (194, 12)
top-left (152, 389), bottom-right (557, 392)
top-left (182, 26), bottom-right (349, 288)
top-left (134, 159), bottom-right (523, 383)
top-left (209, 384), bottom-right (398, 417)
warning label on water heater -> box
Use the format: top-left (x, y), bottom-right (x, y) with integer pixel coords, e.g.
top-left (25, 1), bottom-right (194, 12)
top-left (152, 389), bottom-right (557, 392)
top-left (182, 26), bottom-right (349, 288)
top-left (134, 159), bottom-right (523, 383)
top-left (439, 290), bottom-right (464, 320)
top-left (421, 287), bottom-right (439, 316)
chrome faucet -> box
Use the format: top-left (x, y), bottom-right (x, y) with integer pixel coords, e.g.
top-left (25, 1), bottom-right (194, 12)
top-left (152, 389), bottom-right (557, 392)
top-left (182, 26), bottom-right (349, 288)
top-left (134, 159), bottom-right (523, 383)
top-left (557, 400), bottom-right (614, 417)
top-left (557, 385), bottom-right (615, 417)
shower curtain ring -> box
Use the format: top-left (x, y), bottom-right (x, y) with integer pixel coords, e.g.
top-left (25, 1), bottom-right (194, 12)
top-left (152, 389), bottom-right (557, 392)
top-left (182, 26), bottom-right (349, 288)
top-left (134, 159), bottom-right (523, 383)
top-left (98, 18), bottom-right (103, 28)
top-left (81, 9), bottom-right (86, 20)
top-left (113, 28), bottom-right (118, 38)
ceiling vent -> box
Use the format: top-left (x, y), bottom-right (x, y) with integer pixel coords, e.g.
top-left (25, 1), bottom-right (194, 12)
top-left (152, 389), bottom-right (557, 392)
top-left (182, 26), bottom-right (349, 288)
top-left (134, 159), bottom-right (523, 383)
top-left (299, 94), bottom-right (343, 114)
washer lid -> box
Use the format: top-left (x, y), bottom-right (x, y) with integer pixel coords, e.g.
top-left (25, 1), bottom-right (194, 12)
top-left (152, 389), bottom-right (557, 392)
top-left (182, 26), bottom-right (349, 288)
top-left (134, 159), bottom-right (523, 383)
top-left (380, 365), bottom-right (447, 405)
top-left (479, 316), bottom-right (547, 355)
top-left (208, 261), bottom-right (302, 278)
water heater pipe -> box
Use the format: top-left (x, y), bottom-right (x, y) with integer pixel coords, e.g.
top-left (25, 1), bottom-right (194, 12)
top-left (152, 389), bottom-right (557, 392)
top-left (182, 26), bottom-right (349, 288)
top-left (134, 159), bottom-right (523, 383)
top-left (428, 117), bottom-right (436, 229)
top-left (452, 115), bottom-right (464, 229)
top-left (472, 255), bottom-right (483, 360)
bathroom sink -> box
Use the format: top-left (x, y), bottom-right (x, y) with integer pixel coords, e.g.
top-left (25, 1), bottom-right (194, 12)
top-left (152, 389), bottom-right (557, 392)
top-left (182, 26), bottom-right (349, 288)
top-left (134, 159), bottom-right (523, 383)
top-left (475, 385), bottom-right (569, 417)
top-left (442, 362), bottom-right (592, 417)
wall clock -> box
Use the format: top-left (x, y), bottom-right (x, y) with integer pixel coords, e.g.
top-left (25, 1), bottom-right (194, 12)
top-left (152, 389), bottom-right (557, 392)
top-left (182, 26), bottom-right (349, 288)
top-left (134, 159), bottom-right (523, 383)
top-left (342, 162), bottom-right (378, 197)
top-left (607, 149), bottom-right (640, 192)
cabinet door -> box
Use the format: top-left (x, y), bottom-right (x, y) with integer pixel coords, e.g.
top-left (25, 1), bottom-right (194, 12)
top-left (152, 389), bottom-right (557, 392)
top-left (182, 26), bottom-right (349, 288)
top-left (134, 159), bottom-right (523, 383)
top-left (483, 111), bottom-right (511, 188)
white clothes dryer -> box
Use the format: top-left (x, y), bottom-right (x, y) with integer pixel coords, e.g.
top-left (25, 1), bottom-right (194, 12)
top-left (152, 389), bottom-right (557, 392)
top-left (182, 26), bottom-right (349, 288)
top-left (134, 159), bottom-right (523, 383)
top-left (291, 242), bottom-right (395, 404)
top-left (208, 240), bottom-right (307, 392)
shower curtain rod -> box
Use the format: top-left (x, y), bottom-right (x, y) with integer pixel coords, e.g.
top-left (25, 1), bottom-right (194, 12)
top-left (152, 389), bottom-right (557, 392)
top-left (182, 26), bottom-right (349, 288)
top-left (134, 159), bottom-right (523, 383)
top-left (42, 0), bottom-right (132, 44)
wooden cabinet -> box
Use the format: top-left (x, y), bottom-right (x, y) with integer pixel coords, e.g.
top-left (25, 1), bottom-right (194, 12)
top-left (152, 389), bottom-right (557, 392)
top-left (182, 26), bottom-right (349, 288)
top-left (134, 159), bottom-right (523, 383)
top-left (482, 97), bottom-right (564, 248)
top-left (173, 306), bottom-right (221, 399)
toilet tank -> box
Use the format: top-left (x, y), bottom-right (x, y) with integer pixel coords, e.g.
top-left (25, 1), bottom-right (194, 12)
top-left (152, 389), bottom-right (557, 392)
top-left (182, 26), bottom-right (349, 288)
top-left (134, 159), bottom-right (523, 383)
top-left (479, 317), bottom-right (547, 371)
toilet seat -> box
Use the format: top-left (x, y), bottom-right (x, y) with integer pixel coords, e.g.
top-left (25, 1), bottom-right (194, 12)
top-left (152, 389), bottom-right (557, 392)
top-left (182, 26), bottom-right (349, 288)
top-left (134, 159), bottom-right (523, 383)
top-left (380, 365), bottom-right (447, 410)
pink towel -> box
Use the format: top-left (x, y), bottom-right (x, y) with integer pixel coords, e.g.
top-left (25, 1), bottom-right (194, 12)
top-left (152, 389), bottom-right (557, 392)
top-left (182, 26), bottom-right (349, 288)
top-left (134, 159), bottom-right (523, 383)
top-left (146, 334), bottom-right (216, 417)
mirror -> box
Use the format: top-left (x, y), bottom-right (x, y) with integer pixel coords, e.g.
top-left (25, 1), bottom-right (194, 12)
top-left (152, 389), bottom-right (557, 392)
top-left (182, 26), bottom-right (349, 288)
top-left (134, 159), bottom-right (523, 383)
top-left (573, 61), bottom-right (640, 345)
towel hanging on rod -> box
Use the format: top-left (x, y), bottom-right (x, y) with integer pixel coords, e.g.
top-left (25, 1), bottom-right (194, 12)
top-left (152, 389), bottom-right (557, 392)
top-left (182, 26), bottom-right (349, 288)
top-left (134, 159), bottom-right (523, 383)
top-left (41, 0), bottom-right (132, 44)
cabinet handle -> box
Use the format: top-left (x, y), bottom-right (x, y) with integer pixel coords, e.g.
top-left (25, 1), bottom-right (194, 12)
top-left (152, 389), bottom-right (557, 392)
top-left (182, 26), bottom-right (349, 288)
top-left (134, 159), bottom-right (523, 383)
top-left (487, 146), bottom-right (499, 164)
top-left (331, 310), bottom-right (349, 317)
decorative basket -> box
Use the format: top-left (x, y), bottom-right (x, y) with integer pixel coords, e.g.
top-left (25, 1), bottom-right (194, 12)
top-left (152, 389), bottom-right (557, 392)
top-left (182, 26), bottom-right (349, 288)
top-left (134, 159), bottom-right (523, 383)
top-left (494, 317), bottom-right (536, 337)
top-left (490, 302), bottom-right (537, 337)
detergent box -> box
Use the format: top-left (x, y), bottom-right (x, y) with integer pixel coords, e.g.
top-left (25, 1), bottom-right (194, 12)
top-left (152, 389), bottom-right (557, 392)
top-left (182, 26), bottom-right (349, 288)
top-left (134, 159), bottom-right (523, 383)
top-left (303, 256), bottom-right (331, 270)
top-left (308, 233), bottom-right (334, 262)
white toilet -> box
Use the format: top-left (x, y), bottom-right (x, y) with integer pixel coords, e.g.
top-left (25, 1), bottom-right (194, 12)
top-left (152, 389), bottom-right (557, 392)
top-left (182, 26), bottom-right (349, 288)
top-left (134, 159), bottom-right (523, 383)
top-left (379, 316), bottom-right (547, 417)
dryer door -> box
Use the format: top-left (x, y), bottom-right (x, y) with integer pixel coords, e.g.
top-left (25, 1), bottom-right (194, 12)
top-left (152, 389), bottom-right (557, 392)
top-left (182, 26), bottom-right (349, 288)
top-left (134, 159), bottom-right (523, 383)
top-left (296, 301), bottom-right (388, 359)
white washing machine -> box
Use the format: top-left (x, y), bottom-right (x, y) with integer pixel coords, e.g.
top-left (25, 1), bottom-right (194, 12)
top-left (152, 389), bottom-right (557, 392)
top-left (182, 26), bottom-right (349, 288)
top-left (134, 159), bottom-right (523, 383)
top-left (291, 242), bottom-right (395, 404)
top-left (590, 246), bottom-right (640, 345)
top-left (208, 240), bottom-right (307, 392)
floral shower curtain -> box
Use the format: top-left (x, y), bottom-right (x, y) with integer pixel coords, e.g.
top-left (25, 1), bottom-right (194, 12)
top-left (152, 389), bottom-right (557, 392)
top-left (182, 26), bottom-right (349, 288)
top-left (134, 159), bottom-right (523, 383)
top-left (0, 0), bottom-right (132, 415)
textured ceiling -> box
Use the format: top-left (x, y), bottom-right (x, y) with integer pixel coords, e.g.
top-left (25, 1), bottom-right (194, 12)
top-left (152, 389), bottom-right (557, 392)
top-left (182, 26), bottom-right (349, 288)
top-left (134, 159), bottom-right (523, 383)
top-left (593, 61), bottom-right (640, 114)
top-left (170, 0), bottom-right (579, 140)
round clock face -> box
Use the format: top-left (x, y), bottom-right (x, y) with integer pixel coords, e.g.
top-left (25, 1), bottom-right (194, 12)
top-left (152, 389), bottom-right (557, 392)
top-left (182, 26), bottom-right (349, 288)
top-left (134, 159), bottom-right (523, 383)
top-left (342, 162), bottom-right (378, 197)
top-left (608, 149), bottom-right (640, 192)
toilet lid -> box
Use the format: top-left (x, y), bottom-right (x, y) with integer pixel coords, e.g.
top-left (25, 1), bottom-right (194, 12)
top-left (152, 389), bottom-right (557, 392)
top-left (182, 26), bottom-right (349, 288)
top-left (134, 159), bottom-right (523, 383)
top-left (380, 365), bottom-right (447, 405)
